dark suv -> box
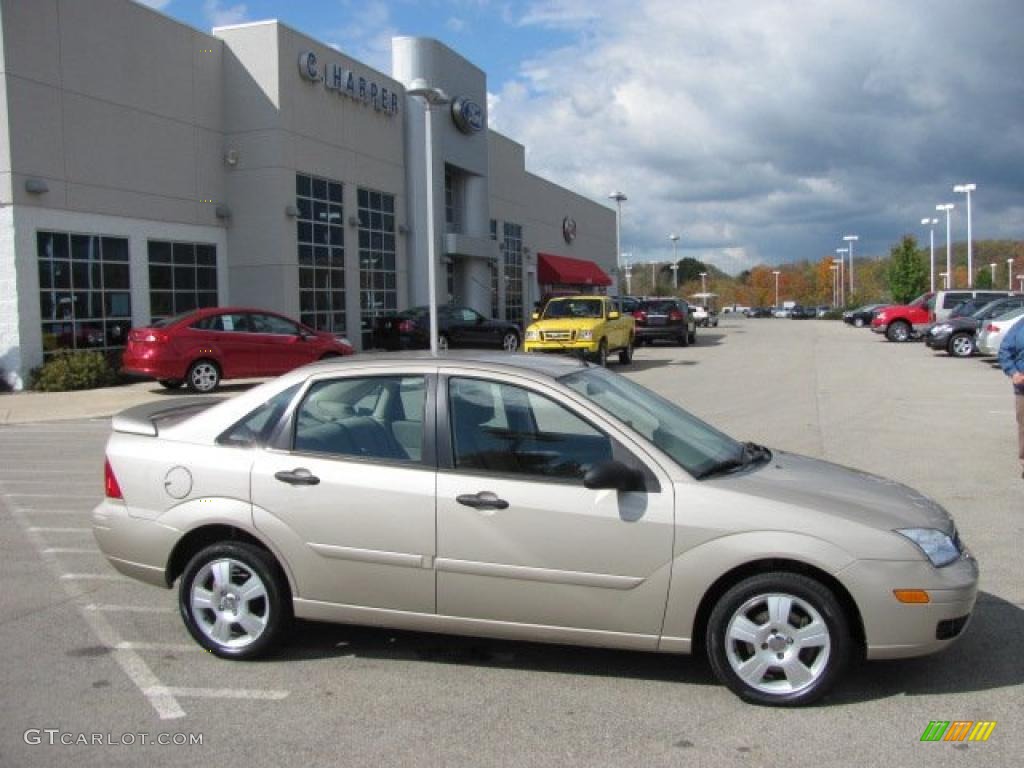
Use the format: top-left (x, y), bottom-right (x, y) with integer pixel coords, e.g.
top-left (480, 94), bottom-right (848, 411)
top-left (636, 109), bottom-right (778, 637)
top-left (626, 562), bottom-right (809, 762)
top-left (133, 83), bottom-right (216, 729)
top-left (632, 298), bottom-right (697, 346)
top-left (925, 295), bottom-right (1024, 357)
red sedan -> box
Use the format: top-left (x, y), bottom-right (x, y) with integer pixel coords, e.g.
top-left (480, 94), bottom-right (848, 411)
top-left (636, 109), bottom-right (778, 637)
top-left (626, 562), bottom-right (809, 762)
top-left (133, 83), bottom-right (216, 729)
top-left (122, 307), bottom-right (354, 392)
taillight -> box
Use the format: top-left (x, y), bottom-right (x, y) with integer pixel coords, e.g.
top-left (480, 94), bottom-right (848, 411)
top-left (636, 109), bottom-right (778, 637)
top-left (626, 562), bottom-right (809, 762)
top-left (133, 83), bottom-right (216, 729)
top-left (104, 459), bottom-right (123, 500)
top-left (668, 310), bottom-right (684, 321)
top-left (632, 310), bottom-right (647, 323)
top-left (986, 324), bottom-right (999, 333)
top-left (130, 329), bottom-right (168, 343)
top-left (398, 320), bottom-right (416, 333)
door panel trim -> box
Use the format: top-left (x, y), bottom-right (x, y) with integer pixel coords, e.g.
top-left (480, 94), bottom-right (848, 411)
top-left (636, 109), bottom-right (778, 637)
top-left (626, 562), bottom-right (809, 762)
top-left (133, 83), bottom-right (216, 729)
top-left (309, 542), bottom-right (425, 569)
top-left (435, 557), bottom-right (645, 590)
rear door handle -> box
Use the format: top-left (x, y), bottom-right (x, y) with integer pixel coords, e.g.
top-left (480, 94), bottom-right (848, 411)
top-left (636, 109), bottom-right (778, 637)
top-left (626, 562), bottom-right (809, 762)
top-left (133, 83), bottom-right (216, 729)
top-left (456, 491), bottom-right (509, 510)
top-left (274, 468), bottom-right (320, 486)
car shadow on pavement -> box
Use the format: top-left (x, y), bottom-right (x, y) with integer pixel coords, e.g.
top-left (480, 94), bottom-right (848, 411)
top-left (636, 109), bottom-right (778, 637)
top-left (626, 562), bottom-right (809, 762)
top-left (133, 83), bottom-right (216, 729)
top-left (626, 359), bottom-right (698, 372)
top-left (827, 591), bottom-right (1023, 704)
top-left (283, 620), bottom-right (718, 685)
top-left (282, 591), bottom-right (1021, 702)
top-left (149, 382), bottom-right (262, 396)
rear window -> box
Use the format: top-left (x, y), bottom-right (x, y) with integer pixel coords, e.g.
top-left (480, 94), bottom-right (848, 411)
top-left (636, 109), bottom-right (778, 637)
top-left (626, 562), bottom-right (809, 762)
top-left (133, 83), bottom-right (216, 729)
top-left (640, 300), bottom-right (680, 313)
top-left (152, 310), bottom-right (199, 328)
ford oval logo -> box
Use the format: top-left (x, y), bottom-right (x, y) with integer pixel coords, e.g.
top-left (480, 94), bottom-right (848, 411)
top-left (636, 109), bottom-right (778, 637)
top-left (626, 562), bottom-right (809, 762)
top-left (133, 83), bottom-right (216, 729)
top-left (452, 97), bottom-right (484, 134)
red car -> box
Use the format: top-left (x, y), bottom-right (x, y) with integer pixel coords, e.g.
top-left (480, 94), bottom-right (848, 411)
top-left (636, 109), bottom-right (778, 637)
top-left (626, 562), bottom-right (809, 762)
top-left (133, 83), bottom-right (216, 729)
top-left (122, 307), bottom-right (354, 392)
top-left (871, 292), bottom-right (934, 342)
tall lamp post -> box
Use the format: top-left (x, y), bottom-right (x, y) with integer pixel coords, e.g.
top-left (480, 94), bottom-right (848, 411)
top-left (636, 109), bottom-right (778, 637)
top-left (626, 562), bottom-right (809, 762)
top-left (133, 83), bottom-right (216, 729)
top-left (954, 183), bottom-right (976, 286)
top-left (989, 262), bottom-right (997, 286)
top-left (407, 79), bottom-right (451, 356)
top-left (623, 258), bottom-right (632, 295)
top-left (669, 233), bottom-right (680, 292)
top-left (772, 270), bottom-right (781, 309)
top-left (842, 234), bottom-right (858, 295)
top-left (699, 271), bottom-right (708, 295)
top-left (834, 249), bottom-right (847, 307)
top-left (939, 271), bottom-right (950, 289)
top-left (1009, 258), bottom-right (1016, 292)
top-left (921, 217), bottom-right (938, 292)
top-left (829, 264), bottom-right (839, 306)
top-left (609, 191), bottom-right (627, 294)
top-left (937, 203), bottom-right (955, 288)
top-left (1018, 274), bottom-right (1024, 293)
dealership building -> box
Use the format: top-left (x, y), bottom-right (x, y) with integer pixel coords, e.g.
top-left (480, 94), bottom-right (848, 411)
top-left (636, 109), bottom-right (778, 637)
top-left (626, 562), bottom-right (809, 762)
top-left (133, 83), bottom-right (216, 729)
top-left (0, 0), bottom-right (616, 389)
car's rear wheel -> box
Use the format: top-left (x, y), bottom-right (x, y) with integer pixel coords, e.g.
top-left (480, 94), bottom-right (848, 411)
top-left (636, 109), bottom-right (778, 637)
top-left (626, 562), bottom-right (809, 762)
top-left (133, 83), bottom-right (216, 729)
top-left (706, 572), bottom-right (850, 706)
top-left (502, 331), bottom-right (520, 352)
top-left (186, 359), bottom-right (221, 392)
top-left (596, 339), bottom-right (608, 367)
top-left (853, 317), bottom-right (865, 328)
top-left (678, 330), bottom-right (689, 347)
top-left (949, 332), bottom-right (975, 358)
top-left (886, 321), bottom-right (911, 342)
top-left (179, 542), bottom-right (291, 660)
top-left (158, 379), bottom-right (183, 390)
top-left (619, 337), bottom-right (634, 364)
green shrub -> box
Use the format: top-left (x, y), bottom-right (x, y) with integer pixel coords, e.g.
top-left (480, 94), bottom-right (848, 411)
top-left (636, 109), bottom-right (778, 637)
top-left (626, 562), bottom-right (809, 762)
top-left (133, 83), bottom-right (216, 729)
top-left (29, 351), bottom-right (119, 392)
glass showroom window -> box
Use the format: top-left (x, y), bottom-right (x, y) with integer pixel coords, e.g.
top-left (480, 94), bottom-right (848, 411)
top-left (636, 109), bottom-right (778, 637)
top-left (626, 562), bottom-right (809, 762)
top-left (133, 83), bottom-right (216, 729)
top-left (489, 218), bottom-right (498, 318)
top-left (37, 231), bottom-right (131, 357)
top-left (357, 187), bottom-right (397, 348)
top-left (503, 222), bottom-right (523, 325)
top-left (148, 241), bottom-right (218, 321)
top-left (297, 173), bottom-right (345, 333)
top-left (444, 166), bottom-right (463, 234)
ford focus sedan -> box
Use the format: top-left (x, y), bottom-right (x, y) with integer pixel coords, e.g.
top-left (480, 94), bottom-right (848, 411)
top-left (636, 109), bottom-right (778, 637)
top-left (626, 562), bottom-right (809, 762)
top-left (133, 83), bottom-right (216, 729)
top-left (93, 353), bottom-right (978, 706)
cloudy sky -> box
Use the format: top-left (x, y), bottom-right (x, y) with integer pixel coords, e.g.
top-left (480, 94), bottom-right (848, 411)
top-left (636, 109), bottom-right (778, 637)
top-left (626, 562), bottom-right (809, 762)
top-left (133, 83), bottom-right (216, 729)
top-left (146, 0), bottom-right (1023, 274)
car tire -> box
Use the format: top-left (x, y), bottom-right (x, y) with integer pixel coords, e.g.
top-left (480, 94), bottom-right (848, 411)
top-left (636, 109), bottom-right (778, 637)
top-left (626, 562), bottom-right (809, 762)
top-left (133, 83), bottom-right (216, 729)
top-left (678, 330), bottom-right (689, 347)
top-left (948, 332), bottom-right (975, 358)
top-left (853, 317), bottom-right (865, 328)
top-left (596, 339), bottom-right (608, 367)
top-left (438, 333), bottom-right (450, 352)
top-left (501, 331), bottom-right (520, 352)
top-left (158, 379), bottom-right (184, 390)
top-left (689, 328), bottom-right (697, 344)
top-left (885, 321), bottom-right (911, 343)
top-left (619, 337), bottom-right (634, 364)
top-left (179, 542), bottom-right (292, 660)
top-left (706, 572), bottom-right (851, 706)
top-left (186, 359), bottom-right (221, 393)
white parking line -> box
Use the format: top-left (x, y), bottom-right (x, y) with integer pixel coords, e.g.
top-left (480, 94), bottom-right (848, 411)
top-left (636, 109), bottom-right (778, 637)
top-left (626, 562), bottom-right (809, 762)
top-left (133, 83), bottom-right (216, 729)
top-left (27, 526), bottom-right (92, 533)
top-left (15, 509), bottom-right (94, 515)
top-left (85, 604), bottom-right (175, 614)
top-left (60, 573), bottom-right (125, 581)
top-left (147, 687), bottom-right (290, 701)
top-left (42, 547), bottom-right (97, 554)
top-left (3, 493), bottom-right (98, 499)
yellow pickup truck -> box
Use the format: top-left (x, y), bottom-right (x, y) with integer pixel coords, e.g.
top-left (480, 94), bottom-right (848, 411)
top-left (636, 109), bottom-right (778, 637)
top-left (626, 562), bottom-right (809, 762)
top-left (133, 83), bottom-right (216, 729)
top-left (523, 296), bottom-right (635, 365)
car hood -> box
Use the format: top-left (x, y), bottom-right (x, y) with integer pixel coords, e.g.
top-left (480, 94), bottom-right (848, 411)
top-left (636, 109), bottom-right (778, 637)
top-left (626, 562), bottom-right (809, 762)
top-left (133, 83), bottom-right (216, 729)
top-left (712, 450), bottom-right (954, 534)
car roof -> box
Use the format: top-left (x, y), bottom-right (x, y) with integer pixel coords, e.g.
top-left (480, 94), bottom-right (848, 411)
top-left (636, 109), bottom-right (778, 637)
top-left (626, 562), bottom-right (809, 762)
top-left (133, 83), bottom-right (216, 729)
top-left (306, 350), bottom-right (588, 378)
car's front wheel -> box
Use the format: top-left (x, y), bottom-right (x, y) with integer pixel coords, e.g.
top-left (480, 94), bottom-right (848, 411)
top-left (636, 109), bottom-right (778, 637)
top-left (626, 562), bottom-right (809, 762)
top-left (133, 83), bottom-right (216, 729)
top-left (706, 572), bottom-right (851, 706)
top-left (948, 332), bottom-right (975, 358)
top-left (179, 542), bottom-right (292, 659)
top-left (595, 339), bottom-right (608, 367)
top-left (501, 331), bottom-right (520, 352)
top-left (186, 359), bottom-right (221, 392)
top-left (853, 317), bottom-right (865, 328)
top-left (619, 336), bottom-right (634, 364)
top-left (886, 321), bottom-right (911, 342)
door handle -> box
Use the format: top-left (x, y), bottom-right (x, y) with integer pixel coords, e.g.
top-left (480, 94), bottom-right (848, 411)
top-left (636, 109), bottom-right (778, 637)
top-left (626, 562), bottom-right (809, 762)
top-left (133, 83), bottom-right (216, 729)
top-left (274, 468), bottom-right (320, 486)
top-left (456, 491), bottom-right (509, 510)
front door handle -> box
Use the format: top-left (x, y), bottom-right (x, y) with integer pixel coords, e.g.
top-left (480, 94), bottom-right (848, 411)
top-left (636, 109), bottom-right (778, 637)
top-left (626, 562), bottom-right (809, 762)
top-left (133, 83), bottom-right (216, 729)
top-left (456, 491), bottom-right (509, 510)
top-left (274, 468), bottom-right (320, 486)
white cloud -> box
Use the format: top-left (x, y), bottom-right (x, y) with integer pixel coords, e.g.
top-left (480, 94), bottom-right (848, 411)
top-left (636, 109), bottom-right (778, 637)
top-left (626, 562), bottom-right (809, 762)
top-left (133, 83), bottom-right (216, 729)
top-left (446, 17), bottom-right (467, 33)
top-left (324, 1), bottom-right (400, 74)
top-left (490, 0), bottom-right (1024, 271)
top-left (203, 0), bottom-right (249, 27)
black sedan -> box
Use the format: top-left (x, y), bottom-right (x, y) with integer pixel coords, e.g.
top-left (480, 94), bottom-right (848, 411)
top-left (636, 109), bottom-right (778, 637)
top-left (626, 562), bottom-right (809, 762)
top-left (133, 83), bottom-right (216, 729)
top-left (632, 298), bottom-right (697, 346)
top-left (925, 296), bottom-right (1024, 357)
top-left (379, 305), bottom-right (522, 352)
top-left (843, 303), bottom-right (888, 328)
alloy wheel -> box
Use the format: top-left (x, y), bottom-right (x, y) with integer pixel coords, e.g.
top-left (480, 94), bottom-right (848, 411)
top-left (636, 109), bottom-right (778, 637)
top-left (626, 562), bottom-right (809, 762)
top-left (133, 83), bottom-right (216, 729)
top-left (188, 361), bottom-right (220, 392)
top-left (502, 332), bottom-right (520, 352)
top-left (189, 558), bottom-right (269, 651)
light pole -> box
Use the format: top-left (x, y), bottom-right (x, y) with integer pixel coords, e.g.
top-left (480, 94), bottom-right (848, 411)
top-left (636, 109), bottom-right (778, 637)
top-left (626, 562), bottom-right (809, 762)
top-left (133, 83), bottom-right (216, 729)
top-left (699, 271), bottom-right (708, 295)
top-left (830, 264), bottom-right (838, 306)
top-left (834, 250), bottom-right (847, 307)
top-left (842, 235), bottom-right (858, 296)
top-left (921, 218), bottom-right (938, 292)
top-left (623, 258), bottom-right (632, 295)
top-left (407, 79), bottom-right (451, 356)
top-left (1009, 259), bottom-right (1016, 292)
top-left (669, 233), bottom-right (680, 293)
top-left (954, 183), bottom-right (976, 286)
top-left (939, 271), bottom-right (950, 289)
top-left (1018, 274), bottom-right (1024, 293)
top-left (609, 191), bottom-right (627, 294)
top-left (772, 270), bottom-right (781, 309)
top-left (989, 262), bottom-right (997, 286)
top-left (937, 203), bottom-right (955, 288)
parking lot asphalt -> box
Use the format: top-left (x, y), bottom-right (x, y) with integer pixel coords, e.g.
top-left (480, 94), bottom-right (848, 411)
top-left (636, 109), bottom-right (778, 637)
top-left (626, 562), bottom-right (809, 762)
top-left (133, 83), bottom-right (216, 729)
top-left (1, 318), bottom-right (1021, 767)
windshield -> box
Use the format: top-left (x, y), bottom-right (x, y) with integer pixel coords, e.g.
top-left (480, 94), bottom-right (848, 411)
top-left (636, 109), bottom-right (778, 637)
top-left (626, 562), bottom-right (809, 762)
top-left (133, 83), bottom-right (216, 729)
top-left (907, 293), bottom-right (931, 308)
top-left (543, 299), bottom-right (605, 319)
top-left (560, 367), bottom-right (744, 478)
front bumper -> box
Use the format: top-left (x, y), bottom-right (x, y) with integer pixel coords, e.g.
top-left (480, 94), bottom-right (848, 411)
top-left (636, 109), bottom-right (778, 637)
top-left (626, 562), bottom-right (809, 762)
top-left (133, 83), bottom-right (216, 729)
top-left (925, 330), bottom-right (952, 349)
top-left (524, 340), bottom-right (599, 355)
top-left (840, 553), bottom-right (979, 660)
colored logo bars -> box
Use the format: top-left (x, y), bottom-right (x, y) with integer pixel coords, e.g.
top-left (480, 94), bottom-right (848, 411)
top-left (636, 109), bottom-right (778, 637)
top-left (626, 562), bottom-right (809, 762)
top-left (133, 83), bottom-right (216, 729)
top-left (920, 721), bottom-right (997, 742)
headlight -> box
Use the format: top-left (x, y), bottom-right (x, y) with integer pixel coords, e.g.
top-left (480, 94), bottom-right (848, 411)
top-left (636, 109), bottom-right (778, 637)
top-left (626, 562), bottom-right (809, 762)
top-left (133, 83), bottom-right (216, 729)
top-left (524, 329), bottom-right (540, 341)
top-left (896, 528), bottom-right (961, 567)
top-left (577, 329), bottom-right (594, 340)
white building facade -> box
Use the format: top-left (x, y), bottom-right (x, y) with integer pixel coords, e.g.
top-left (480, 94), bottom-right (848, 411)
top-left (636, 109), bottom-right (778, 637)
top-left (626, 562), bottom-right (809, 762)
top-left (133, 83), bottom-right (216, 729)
top-left (0, 0), bottom-right (616, 389)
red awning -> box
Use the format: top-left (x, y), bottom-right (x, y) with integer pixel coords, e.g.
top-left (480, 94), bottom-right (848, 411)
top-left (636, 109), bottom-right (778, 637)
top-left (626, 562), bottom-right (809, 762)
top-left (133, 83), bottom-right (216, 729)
top-left (537, 253), bottom-right (612, 287)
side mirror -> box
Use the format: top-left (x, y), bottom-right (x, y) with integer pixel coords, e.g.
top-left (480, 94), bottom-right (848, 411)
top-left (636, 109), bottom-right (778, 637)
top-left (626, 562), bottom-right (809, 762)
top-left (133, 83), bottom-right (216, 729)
top-left (583, 460), bottom-right (644, 492)
top-left (532, 311), bottom-right (540, 320)
top-left (608, 310), bottom-right (621, 320)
